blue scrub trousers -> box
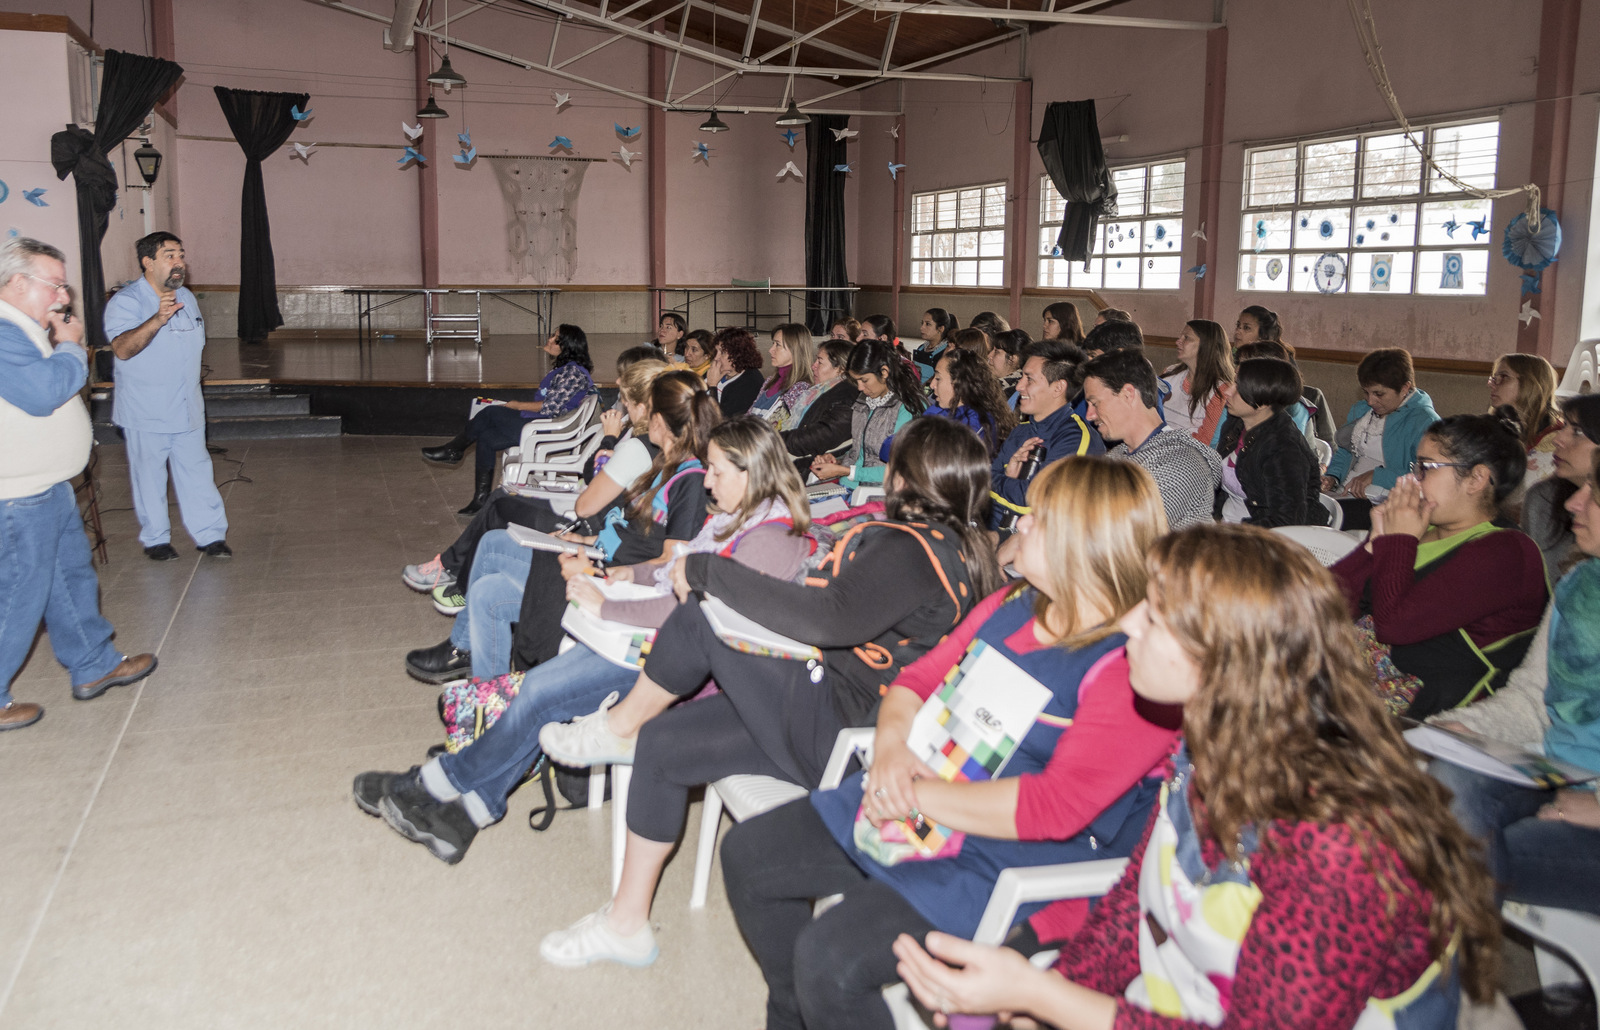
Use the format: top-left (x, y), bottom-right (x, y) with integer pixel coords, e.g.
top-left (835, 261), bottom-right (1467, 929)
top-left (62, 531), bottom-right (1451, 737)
top-left (124, 426), bottom-right (229, 549)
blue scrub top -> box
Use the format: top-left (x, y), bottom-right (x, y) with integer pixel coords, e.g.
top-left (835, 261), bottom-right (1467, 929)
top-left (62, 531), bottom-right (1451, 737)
top-left (104, 277), bottom-right (206, 432)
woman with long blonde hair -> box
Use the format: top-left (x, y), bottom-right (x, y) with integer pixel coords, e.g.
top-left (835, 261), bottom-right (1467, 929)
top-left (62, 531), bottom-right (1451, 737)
top-left (894, 523), bottom-right (1502, 1030)
top-left (1488, 352), bottom-right (1563, 486)
top-left (752, 322), bottom-right (817, 421)
top-left (715, 457), bottom-right (1179, 1030)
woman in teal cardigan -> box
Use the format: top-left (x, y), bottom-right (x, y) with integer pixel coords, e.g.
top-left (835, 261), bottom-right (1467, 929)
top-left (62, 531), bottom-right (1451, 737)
top-left (1321, 347), bottom-right (1440, 529)
top-left (809, 339), bottom-right (928, 489)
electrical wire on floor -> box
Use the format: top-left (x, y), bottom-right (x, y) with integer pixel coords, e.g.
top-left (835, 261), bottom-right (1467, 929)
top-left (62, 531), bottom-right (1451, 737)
top-left (209, 444), bottom-right (252, 488)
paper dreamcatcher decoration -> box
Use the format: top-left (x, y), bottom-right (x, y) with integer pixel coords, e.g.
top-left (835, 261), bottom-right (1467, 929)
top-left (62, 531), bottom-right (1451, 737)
top-left (1370, 254), bottom-right (1393, 292)
top-left (1502, 208), bottom-right (1561, 273)
top-left (1312, 252), bottom-right (1347, 294)
top-left (1440, 253), bottom-right (1464, 290)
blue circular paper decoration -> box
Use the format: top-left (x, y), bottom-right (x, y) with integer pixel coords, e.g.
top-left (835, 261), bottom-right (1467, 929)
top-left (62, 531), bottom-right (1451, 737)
top-left (1366, 219), bottom-right (1376, 230)
top-left (1147, 259), bottom-right (1154, 268)
top-left (1318, 219), bottom-right (1334, 239)
top-left (1051, 245), bottom-right (1062, 257)
top-left (1371, 261), bottom-right (1391, 286)
top-left (1154, 225), bottom-right (1167, 241)
top-left (1501, 208), bottom-right (1562, 272)
top-left (1299, 216), bottom-right (1309, 228)
top-left (1381, 232), bottom-right (1390, 241)
top-left (1443, 253), bottom-right (1464, 277)
top-left (1116, 260), bottom-right (1122, 268)
top-left (1266, 257), bottom-right (1283, 280)
top-left (1356, 234), bottom-right (1365, 245)
top-left (0, 180), bottom-right (9, 204)
top-left (1313, 252), bottom-right (1347, 294)
top-left (1389, 213), bottom-right (1400, 223)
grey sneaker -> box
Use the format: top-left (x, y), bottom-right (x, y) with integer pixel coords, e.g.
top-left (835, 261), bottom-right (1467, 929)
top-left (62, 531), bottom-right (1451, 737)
top-left (403, 555), bottom-right (454, 593)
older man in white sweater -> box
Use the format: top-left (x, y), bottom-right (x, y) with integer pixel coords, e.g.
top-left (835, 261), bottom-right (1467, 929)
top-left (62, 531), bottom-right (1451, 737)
top-left (0, 237), bottom-right (156, 731)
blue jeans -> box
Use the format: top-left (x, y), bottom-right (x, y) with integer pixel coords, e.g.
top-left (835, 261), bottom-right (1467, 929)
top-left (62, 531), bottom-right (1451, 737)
top-left (432, 643), bottom-right (636, 823)
top-left (448, 529), bottom-right (532, 680)
top-left (0, 482), bottom-right (122, 705)
top-left (1430, 759), bottom-right (1600, 915)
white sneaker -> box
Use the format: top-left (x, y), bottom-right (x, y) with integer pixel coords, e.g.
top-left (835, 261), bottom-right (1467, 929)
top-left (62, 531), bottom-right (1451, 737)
top-left (539, 691), bottom-right (636, 767)
top-left (540, 903), bottom-right (658, 968)
top-left (402, 555), bottom-right (454, 592)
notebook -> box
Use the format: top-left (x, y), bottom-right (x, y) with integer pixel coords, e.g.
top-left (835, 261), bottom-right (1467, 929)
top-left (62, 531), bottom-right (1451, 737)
top-left (699, 594), bottom-right (822, 662)
top-left (505, 523), bottom-right (604, 560)
top-left (560, 579), bottom-right (664, 670)
top-left (1403, 724), bottom-right (1599, 790)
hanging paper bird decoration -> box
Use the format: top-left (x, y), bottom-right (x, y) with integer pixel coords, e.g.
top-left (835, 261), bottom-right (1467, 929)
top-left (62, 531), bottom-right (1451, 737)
top-left (781, 129), bottom-right (800, 148)
top-left (615, 145), bottom-right (640, 167)
top-left (457, 130), bottom-right (473, 148)
top-left (886, 124), bottom-right (900, 139)
top-left (398, 147), bottom-right (426, 166)
top-left (1187, 263), bottom-right (1207, 279)
top-left (1190, 222), bottom-right (1207, 242)
top-left (834, 162), bottom-right (854, 174)
top-left (1465, 218), bottom-right (1489, 240)
top-left (22, 188), bottom-right (47, 206)
top-left (454, 145), bottom-right (478, 165)
top-left (887, 162), bottom-right (906, 180)
top-left (549, 136), bottom-right (574, 151)
top-left (777, 161), bottom-right (804, 180)
top-left (402, 122), bottom-right (424, 140)
top-left (692, 141), bottom-right (712, 162)
top-left (830, 127), bottom-right (859, 141)
top-left (553, 91), bottom-right (570, 108)
top-left (615, 124), bottom-right (642, 139)
top-left (1441, 218), bottom-right (1460, 238)
top-left (290, 142), bottom-right (317, 161)
top-left (1519, 300), bottom-right (1541, 326)
top-left (290, 104), bottom-right (313, 121)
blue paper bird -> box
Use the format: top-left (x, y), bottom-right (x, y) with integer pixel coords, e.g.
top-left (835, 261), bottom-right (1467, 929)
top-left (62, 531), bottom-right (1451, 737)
top-left (834, 162), bottom-right (854, 173)
top-left (781, 128), bottom-right (800, 148)
top-left (692, 142), bottom-right (712, 162)
top-left (398, 147), bottom-right (426, 166)
top-left (290, 104), bottom-right (312, 121)
top-left (549, 136), bottom-right (574, 150)
top-left (615, 123), bottom-right (641, 139)
top-left (1441, 218), bottom-right (1459, 237)
top-left (457, 130), bottom-right (473, 148)
top-left (887, 162), bottom-right (906, 180)
top-left (1466, 218), bottom-right (1489, 240)
top-left (1187, 263), bottom-right (1207, 279)
top-left (22, 188), bottom-right (47, 206)
top-left (1521, 273), bottom-right (1543, 295)
top-left (453, 145), bottom-right (477, 165)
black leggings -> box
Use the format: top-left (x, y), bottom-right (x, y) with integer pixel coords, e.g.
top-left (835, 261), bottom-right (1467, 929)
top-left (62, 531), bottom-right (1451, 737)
top-left (722, 799), bottom-right (936, 1030)
top-left (464, 404), bottom-right (529, 474)
top-left (625, 596), bottom-right (850, 843)
top-left (440, 491), bottom-right (563, 585)
top-left (509, 548), bottom-right (568, 672)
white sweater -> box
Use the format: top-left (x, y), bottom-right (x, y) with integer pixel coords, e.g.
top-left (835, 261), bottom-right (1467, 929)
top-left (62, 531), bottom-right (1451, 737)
top-left (0, 299), bottom-right (92, 499)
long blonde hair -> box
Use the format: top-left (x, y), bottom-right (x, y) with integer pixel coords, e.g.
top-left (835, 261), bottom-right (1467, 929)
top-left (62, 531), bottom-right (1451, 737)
top-left (616, 358), bottom-right (672, 437)
top-left (1493, 353), bottom-right (1562, 447)
top-left (1146, 524), bottom-right (1501, 1003)
top-left (1025, 456), bottom-right (1167, 646)
top-left (765, 322), bottom-right (817, 393)
top-left (705, 416), bottom-right (812, 540)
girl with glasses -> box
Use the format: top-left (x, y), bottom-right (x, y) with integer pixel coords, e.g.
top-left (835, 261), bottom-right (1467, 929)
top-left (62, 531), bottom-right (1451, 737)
top-left (1486, 353), bottom-right (1563, 488)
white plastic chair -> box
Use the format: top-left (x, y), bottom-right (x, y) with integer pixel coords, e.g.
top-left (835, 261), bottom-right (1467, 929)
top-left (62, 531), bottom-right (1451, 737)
top-left (1556, 340), bottom-right (1598, 397)
top-left (501, 395), bottom-right (598, 478)
top-left (504, 423), bottom-right (605, 487)
top-left (1501, 901), bottom-right (1600, 992)
top-left (1318, 491), bottom-right (1343, 530)
top-left (1273, 524), bottom-right (1361, 566)
top-left (850, 485), bottom-right (886, 506)
top-left (1311, 436), bottom-right (1333, 471)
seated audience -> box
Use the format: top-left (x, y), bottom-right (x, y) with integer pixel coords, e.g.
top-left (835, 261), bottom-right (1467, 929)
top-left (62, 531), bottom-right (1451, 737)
top-left (1231, 303), bottom-right (1282, 349)
top-left (916, 348), bottom-right (1016, 459)
top-left (707, 327), bottom-right (765, 417)
top-left (859, 314), bottom-right (897, 346)
top-left (778, 339), bottom-right (859, 470)
top-left (1331, 413), bottom-right (1547, 718)
top-left (420, 323), bottom-right (597, 515)
top-left (751, 322), bottom-right (815, 421)
top-left (533, 417), bottom-right (1002, 968)
top-left (653, 311), bottom-right (686, 357)
top-left (1160, 318), bottom-right (1234, 446)
top-left (968, 310), bottom-right (1009, 340)
top-left (890, 524), bottom-right (1501, 1030)
top-left (1427, 449), bottom-right (1600, 915)
top-left (991, 338), bottom-right (1102, 531)
top-left (809, 339), bottom-right (926, 489)
top-left (949, 327), bottom-right (989, 357)
top-left (1082, 348), bottom-right (1222, 529)
top-left (1522, 394), bottom-right (1600, 576)
top-left (1215, 357), bottom-right (1329, 527)
top-left (1322, 346), bottom-right (1440, 530)
top-left (405, 371), bottom-right (717, 682)
top-left (355, 417), bottom-right (813, 862)
top-left (911, 307), bottom-right (959, 382)
top-left (405, 357), bottom-right (671, 613)
top-left (721, 456), bottom-right (1177, 1030)
top-left (1041, 300), bottom-right (1086, 347)
top-left (1235, 339), bottom-right (1337, 446)
top-left (1232, 307), bottom-right (1340, 444)
top-left (681, 329), bottom-right (713, 377)
top-left (1081, 316), bottom-right (1143, 359)
top-left (1488, 352), bottom-right (1564, 487)
top-left (828, 317), bottom-right (861, 342)
top-left (987, 328), bottom-right (1029, 399)
top-left (1093, 306), bottom-right (1132, 326)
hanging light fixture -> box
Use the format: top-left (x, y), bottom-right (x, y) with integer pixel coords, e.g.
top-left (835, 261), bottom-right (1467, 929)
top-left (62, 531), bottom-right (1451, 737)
top-left (417, 93), bottom-right (449, 118)
top-left (698, 110), bottom-right (730, 133)
top-left (132, 139), bottom-right (163, 186)
top-left (426, 0), bottom-right (468, 91)
top-left (698, 0), bottom-right (729, 133)
top-left (774, 0), bottom-right (808, 127)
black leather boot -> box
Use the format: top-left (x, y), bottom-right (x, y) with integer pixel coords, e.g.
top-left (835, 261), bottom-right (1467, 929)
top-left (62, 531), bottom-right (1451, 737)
top-left (457, 467), bottom-right (494, 516)
top-left (421, 434), bottom-right (471, 464)
top-left (405, 639), bottom-right (473, 684)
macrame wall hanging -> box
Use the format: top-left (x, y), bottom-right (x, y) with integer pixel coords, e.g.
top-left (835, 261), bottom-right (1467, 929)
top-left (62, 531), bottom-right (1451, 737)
top-left (488, 155), bottom-right (597, 283)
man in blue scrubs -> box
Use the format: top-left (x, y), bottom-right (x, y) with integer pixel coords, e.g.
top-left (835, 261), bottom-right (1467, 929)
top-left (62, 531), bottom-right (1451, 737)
top-left (104, 232), bottom-right (231, 561)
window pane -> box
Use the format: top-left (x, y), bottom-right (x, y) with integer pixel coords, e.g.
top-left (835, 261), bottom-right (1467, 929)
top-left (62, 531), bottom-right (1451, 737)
top-left (1237, 252), bottom-right (1290, 293)
top-left (954, 261), bottom-right (978, 286)
top-left (955, 231), bottom-right (979, 258)
top-left (1143, 255), bottom-right (1182, 291)
top-left (980, 230), bottom-right (1005, 257)
top-left (1104, 254), bottom-right (1140, 290)
top-left (1112, 167), bottom-right (1147, 216)
top-left (1089, 224), bottom-right (1106, 255)
top-left (958, 189), bottom-right (983, 229)
top-left (1429, 121), bottom-right (1499, 193)
top-left (1148, 162), bottom-right (1185, 213)
top-left (1418, 198), bottom-right (1493, 247)
top-left (1069, 258), bottom-right (1104, 288)
top-left (1039, 177), bottom-right (1065, 225)
top-left (913, 194), bottom-right (934, 232)
top-left (1104, 220), bottom-right (1141, 256)
top-left (1293, 208), bottom-right (1350, 249)
top-left (1352, 205), bottom-right (1417, 248)
top-left (1291, 252), bottom-right (1349, 294)
top-left (936, 192), bottom-right (958, 229)
top-left (911, 261), bottom-right (931, 285)
top-left (1144, 218), bottom-right (1182, 253)
top-left (983, 185), bottom-right (1007, 226)
top-left (1247, 146), bottom-right (1297, 207)
top-left (1361, 132), bottom-right (1423, 198)
top-left (912, 234), bottom-right (932, 259)
top-left (1301, 138), bottom-right (1357, 203)
top-left (930, 260), bottom-right (954, 286)
top-left (1416, 248), bottom-right (1488, 295)
top-left (933, 233), bottom-right (954, 259)
top-left (1349, 251), bottom-right (1414, 294)
top-left (1241, 211), bottom-right (1292, 252)
top-left (979, 260), bottom-right (1004, 287)
top-left (1039, 227), bottom-right (1062, 258)
top-left (1039, 256), bottom-right (1071, 286)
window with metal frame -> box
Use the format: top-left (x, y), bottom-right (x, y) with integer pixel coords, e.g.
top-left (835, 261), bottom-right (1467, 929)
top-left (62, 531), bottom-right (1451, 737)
top-left (910, 182), bottom-right (1007, 287)
top-left (1238, 119), bottom-right (1499, 296)
top-left (1038, 160), bottom-right (1186, 291)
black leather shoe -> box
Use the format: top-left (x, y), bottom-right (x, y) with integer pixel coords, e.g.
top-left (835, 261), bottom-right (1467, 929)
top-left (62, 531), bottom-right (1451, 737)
top-left (422, 434), bottom-right (471, 465)
top-left (457, 468), bottom-right (494, 516)
top-left (144, 544), bottom-right (179, 561)
top-left (198, 540), bottom-right (233, 559)
top-left (405, 640), bottom-right (473, 684)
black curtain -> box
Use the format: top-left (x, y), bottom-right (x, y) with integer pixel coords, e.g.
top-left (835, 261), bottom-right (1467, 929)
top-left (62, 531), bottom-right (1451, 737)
top-left (804, 115), bottom-right (851, 335)
top-left (1036, 100), bottom-right (1117, 267)
top-left (49, 50), bottom-right (183, 350)
top-left (214, 86), bottom-right (308, 342)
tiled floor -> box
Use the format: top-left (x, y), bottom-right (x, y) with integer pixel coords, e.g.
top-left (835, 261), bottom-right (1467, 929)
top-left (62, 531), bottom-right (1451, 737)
top-left (0, 437), bottom-right (766, 1029)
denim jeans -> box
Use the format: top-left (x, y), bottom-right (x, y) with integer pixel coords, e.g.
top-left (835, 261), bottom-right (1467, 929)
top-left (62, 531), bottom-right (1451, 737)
top-left (1430, 759), bottom-right (1600, 915)
top-left (433, 642), bottom-right (637, 823)
top-left (0, 481), bottom-right (122, 705)
top-left (447, 529), bottom-right (532, 679)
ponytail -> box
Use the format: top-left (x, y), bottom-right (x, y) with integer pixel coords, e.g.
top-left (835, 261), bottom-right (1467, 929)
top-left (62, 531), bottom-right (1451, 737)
top-left (849, 339), bottom-right (928, 415)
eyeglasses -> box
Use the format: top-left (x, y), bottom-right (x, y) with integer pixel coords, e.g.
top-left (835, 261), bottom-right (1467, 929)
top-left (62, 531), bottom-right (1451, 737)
top-left (24, 273), bottom-right (69, 293)
top-left (1487, 372), bottom-right (1519, 387)
top-left (1411, 458), bottom-right (1475, 476)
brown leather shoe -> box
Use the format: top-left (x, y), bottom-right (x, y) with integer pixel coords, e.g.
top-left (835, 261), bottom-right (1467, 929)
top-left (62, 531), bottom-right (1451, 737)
top-left (0, 702), bottom-right (43, 731)
top-left (72, 653), bottom-right (158, 701)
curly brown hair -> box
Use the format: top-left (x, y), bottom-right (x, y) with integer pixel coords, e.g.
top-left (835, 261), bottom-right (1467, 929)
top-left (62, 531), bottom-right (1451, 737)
top-left (1145, 524), bottom-right (1502, 1003)
top-left (715, 327), bottom-right (763, 374)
